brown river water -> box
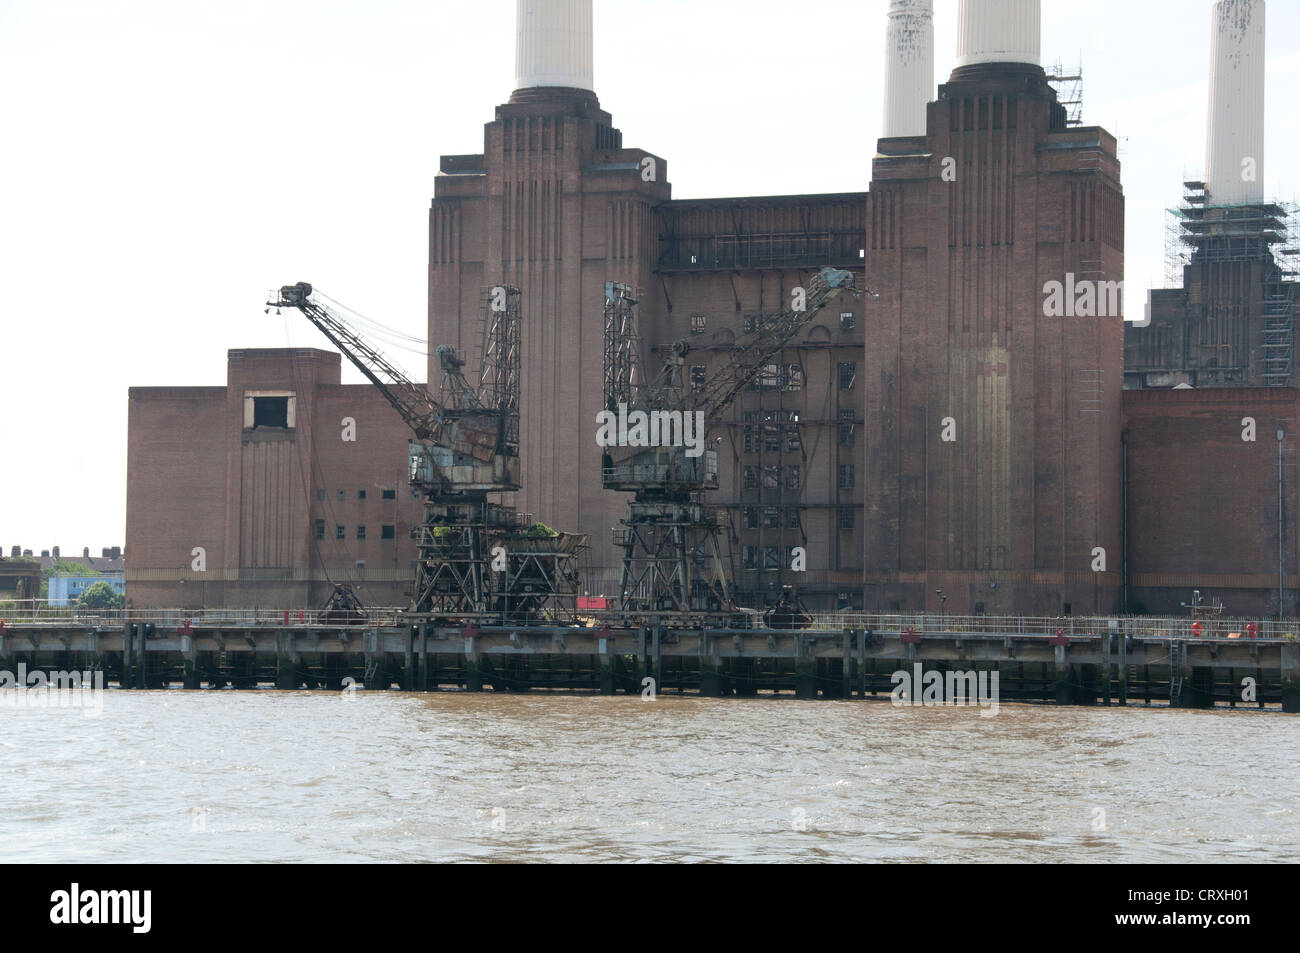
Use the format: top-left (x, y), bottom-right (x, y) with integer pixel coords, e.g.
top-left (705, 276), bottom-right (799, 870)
top-left (1, 691), bottom-right (1297, 863)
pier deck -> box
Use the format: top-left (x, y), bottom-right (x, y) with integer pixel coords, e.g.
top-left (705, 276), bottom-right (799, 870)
top-left (0, 610), bottom-right (1296, 710)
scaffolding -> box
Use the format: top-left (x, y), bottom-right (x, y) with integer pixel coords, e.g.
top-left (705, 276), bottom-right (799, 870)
top-left (1045, 61), bottom-right (1084, 128)
top-left (1164, 181), bottom-right (1300, 387)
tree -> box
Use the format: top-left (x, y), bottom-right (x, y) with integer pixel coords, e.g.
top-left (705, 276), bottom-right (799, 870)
top-left (77, 581), bottom-right (123, 610)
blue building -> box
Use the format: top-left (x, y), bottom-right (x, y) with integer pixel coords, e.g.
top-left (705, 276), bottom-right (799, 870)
top-left (48, 574), bottom-right (125, 607)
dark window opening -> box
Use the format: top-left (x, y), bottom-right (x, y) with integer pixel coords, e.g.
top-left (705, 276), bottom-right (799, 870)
top-left (358, 489), bottom-right (367, 500)
top-left (381, 489), bottom-right (396, 500)
top-left (316, 489), bottom-right (325, 502)
top-left (357, 525), bottom-right (366, 540)
top-left (381, 525), bottom-right (396, 540)
top-left (335, 525), bottom-right (345, 540)
top-left (839, 507), bottom-right (855, 530)
top-left (838, 363), bottom-right (857, 391)
top-left (314, 520), bottom-right (324, 541)
top-left (690, 314), bottom-right (707, 334)
top-left (252, 396), bottom-right (289, 429)
top-left (337, 489), bottom-right (346, 501)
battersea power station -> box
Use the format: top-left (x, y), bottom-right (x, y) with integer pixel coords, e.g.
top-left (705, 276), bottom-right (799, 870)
top-left (126, 0), bottom-right (1300, 619)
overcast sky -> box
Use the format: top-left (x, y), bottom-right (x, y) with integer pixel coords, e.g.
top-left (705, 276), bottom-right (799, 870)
top-left (1, 0), bottom-right (1298, 557)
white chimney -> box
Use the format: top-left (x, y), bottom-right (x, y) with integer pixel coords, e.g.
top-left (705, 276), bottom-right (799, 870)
top-left (883, 0), bottom-right (934, 138)
top-left (1206, 0), bottom-right (1265, 206)
top-left (514, 0), bottom-right (594, 92)
top-left (954, 0), bottom-right (1041, 69)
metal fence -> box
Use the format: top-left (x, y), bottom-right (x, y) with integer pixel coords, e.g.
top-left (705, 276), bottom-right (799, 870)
top-left (0, 602), bottom-right (407, 627)
top-left (806, 612), bottom-right (1296, 641)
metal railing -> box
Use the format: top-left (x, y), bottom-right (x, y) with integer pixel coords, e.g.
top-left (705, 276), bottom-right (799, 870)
top-left (0, 603), bottom-right (408, 627)
top-left (805, 612), bottom-right (1297, 641)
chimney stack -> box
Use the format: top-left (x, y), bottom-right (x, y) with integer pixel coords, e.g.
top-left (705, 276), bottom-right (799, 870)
top-left (514, 0), bottom-right (594, 94)
top-left (1206, 0), bottom-right (1265, 206)
top-left (954, 0), bottom-right (1041, 69)
top-left (883, 0), bottom-right (934, 138)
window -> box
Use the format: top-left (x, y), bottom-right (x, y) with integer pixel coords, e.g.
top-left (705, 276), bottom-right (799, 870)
top-left (336, 525), bottom-right (345, 540)
top-left (764, 426), bottom-right (781, 454)
top-left (381, 525), bottom-right (396, 540)
top-left (742, 546), bottom-right (758, 569)
top-left (251, 396), bottom-right (289, 429)
top-left (839, 409), bottom-right (856, 446)
top-left (743, 508), bottom-right (759, 530)
top-left (763, 546), bottom-right (781, 569)
top-left (690, 314), bottom-right (707, 335)
top-left (840, 311), bottom-right (856, 331)
top-left (691, 365), bottom-right (707, 389)
top-left (743, 315), bottom-right (758, 335)
top-left (357, 525), bottom-right (366, 540)
top-left (787, 427), bottom-right (801, 453)
top-left (839, 363), bottom-right (857, 391)
top-left (337, 489), bottom-right (346, 502)
top-left (358, 489), bottom-right (367, 500)
top-left (316, 489), bottom-right (325, 502)
top-left (743, 467), bottom-right (759, 490)
top-left (381, 489), bottom-right (396, 500)
top-left (839, 507), bottom-right (855, 530)
top-left (762, 465), bottom-right (781, 489)
top-left (783, 364), bottom-right (803, 392)
top-left (752, 364), bottom-right (780, 390)
top-left (838, 464), bottom-right (856, 489)
top-left (787, 464), bottom-right (801, 490)
top-left (355, 561), bottom-right (366, 570)
top-left (764, 508), bottom-right (780, 529)
top-left (743, 427), bottom-right (757, 454)
top-left (314, 520), bottom-right (325, 541)
top-left (787, 510), bottom-right (801, 529)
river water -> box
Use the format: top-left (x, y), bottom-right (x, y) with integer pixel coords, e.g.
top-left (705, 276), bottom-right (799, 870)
top-left (2, 690), bottom-right (1297, 863)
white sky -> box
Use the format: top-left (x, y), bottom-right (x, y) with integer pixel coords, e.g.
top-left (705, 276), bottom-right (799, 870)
top-left (1, 0), bottom-right (1298, 556)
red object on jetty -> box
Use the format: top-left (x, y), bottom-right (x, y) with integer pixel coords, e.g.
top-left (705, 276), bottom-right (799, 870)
top-left (461, 623), bottom-right (479, 640)
top-left (1191, 621), bottom-right (1203, 637)
top-left (283, 610), bottom-right (290, 625)
top-left (577, 596), bottom-right (612, 610)
top-left (1049, 628), bottom-right (1070, 647)
top-left (901, 625), bottom-right (921, 644)
top-left (1247, 622), bottom-right (1259, 639)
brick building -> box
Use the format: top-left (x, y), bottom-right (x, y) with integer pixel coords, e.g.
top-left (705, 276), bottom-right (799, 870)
top-left (124, 0), bottom-right (1298, 618)
top-left (126, 349), bottom-right (421, 608)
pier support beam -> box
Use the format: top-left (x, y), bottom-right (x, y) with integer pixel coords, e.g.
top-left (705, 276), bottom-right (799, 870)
top-left (275, 633), bottom-right (299, 690)
top-left (699, 635), bottom-right (721, 698)
top-left (1054, 646), bottom-right (1075, 705)
top-left (1283, 644), bottom-right (1300, 714)
top-left (182, 635), bottom-right (200, 690)
top-left (403, 627), bottom-right (416, 691)
top-left (122, 622), bottom-right (134, 690)
top-left (597, 635), bottom-right (615, 695)
top-left (795, 637), bottom-right (816, 699)
top-left (463, 632), bottom-right (482, 692)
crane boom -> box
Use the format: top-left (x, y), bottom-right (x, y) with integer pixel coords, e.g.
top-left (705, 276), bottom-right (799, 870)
top-left (693, 267), bottom-right (856, 420)
top-left (271, 283), bottom-right (444, 442)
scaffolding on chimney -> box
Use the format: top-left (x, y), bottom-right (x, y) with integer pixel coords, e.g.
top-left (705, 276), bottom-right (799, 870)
top-left (1164, 182), bottom-right (1300, 386)
top-left (1045, 60), bottom-right (1083, 128)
